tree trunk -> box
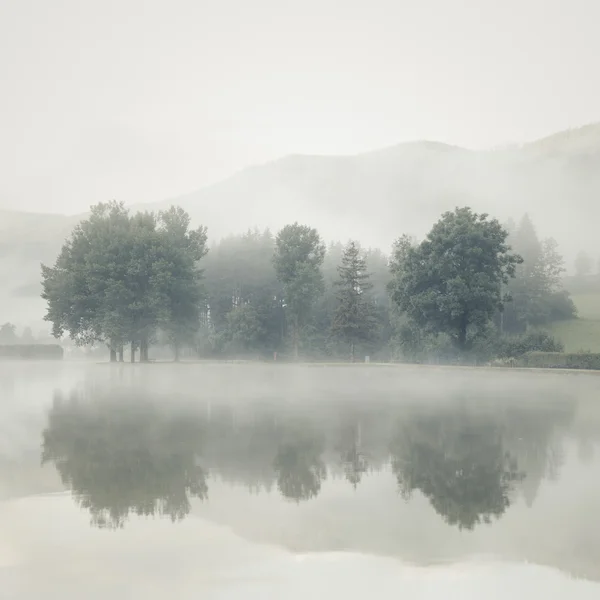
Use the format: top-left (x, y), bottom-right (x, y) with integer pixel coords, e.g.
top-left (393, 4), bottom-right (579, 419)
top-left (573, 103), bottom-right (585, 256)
top-left (140, 337), bottom-right (149, 363)
top-left (173, 343), bottom-right (180, 362)
top-left (293, 314), bottom-right (299, 360)
top-left (350, 341), bottom-right (355, 363)
top-left (109, 348), bottom-right (117, 363)
top-left (130, 342), bottom-right (136, 363)
top-left (118, 346), bottom-right (124, 362)
top-left (457, 313), bottom-right (468, 351)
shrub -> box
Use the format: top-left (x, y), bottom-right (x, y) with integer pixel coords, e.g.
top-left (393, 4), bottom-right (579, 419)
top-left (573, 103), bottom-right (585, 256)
top-left (497, 331), bottom-right (564, 359)
top-left (521, 352), bottom-right (600, 370)
top-left (546, 291), bottom-right (578, 321)
top-left (0, 344), bottom-right (64, 360)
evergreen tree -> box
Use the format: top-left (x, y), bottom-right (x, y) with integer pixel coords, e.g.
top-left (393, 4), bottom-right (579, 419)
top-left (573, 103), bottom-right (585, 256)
top-left (503, 214), bottom-right (573, 332)
top-left (331, 241), bottom-right (376, 361)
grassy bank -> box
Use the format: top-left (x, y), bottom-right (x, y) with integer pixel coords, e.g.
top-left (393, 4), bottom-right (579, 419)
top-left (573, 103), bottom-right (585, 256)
top-left (543, 292), bottom-right (600, 352)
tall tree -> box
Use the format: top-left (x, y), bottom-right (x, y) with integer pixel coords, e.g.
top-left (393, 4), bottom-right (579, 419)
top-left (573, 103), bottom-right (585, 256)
top-left (503, 215), bottom-right (573, 331)
top-left (273, 223), bottom-right (325, 359)
top-left (203, 229), bottom-right (281, 356)
top-left (42, 202), bottom-right (132, 358)
top-left (154, 207), bottom-right (208, 361)
top-left (331, 241), bottom-right (376, 361)
top-left (391, 207), bottom-right (522, 352)
top-left (41, 202), bottom-right (207, 362)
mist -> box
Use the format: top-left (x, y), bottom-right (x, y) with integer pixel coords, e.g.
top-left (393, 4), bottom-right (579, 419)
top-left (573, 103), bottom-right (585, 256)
top-left (3, 0), bottom-right (600, 596)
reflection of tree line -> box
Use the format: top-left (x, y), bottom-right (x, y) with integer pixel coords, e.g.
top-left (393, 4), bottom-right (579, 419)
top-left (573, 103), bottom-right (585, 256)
top-left (42, 391), bottom-right (578, 530)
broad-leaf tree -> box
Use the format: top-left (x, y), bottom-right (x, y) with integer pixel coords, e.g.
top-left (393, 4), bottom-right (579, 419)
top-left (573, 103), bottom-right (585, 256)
top-left (273, 223), bottom-right (325, 358)
top-left (390, 207), bottom-right (522, 351)
top-left (41, 202), bottom-right (207, 362)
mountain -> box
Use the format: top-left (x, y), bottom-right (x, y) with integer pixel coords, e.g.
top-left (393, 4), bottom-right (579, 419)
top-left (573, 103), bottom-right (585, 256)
top-left (152, 123), bottom-right (600, 254)
top-left (2, 123), bottom-right (600, 327)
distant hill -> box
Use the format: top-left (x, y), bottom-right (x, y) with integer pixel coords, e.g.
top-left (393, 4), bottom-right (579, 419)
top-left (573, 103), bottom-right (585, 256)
top-left (2, 123), bottom-right (600, 326)
top-left (135, 123), bottom-right (600, 262)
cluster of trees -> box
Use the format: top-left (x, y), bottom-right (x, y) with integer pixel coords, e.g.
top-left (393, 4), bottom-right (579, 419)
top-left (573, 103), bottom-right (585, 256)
top-left (501, 215), bottom-right (576, 333)
top-left (42, 202), bottom-right (208, 362)
top-left (41, 203), bottom-right (576, 363)
top-left (42, 387), bottom-right (577, 530)
top-left (0, 322), bottom-right (36, 344)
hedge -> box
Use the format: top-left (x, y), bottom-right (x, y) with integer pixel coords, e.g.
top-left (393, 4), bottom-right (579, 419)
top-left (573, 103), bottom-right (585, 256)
top-left (0, 344), bottom-right (64, 360)
top-left (520, 351), bottom-right (600, 370)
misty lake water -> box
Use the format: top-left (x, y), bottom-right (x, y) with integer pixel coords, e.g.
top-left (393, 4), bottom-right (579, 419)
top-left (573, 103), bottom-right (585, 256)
top-left (1, 362), bottom-right (600, 599)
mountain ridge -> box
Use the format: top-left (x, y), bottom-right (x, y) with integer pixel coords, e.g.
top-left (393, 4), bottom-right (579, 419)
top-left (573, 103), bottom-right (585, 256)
top-left (1, 122), bottom-right (600, 326)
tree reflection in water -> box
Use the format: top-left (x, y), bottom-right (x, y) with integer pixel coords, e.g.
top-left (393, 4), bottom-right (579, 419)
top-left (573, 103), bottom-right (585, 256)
top-left (274, 421), bottom-right (327, 501)
top-left (390, 406), bottom-right (523, 530)
top-left (42, 392), bottom-right (208, 529)
top-left (41, 388), bottom-right (577, 530)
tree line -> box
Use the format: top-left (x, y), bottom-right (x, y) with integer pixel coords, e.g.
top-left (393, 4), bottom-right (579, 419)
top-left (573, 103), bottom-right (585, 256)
top-left (41, 202), bottom-right (576, 362)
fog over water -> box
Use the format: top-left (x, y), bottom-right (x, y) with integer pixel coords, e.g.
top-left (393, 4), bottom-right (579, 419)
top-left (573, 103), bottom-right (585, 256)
top-left (2, 1), bottom-right (600, 597)
top-left (2, 363), bottom-right (600, 597)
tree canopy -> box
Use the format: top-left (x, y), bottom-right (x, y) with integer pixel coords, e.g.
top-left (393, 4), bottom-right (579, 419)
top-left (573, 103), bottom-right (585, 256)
top-left (390, 207), bottom-right (522, 351)
top-left (273, 223), bottom-right (326, 358)
top-left (41, 202), bottom-right (207, 362)
top-left (331, 241), bottom-right (377, 361)
top-left (36, 203), bottom-right (580, 364)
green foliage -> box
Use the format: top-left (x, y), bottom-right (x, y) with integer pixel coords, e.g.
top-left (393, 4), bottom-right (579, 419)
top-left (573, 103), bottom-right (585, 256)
top-left (520, 351), bottom-right (600, 370)
top-left (273, 223), bottom-right (325, 358)
top-left (0, 344), bottom-right (64, 360)
top-left (497, 331), bottom-right (564, 359)
top-left (331, 241), bottom-right (378, 361)
top-left (36, 204), bottom-right (594, 365)
top-left (391, 207), bottom-right (522, 351)
top-left (41, 202), bottom-right (207, 361)
top-left (502, 215), bottom-right (575, 331)
top-left (202, 229), bottom-right (282, 356)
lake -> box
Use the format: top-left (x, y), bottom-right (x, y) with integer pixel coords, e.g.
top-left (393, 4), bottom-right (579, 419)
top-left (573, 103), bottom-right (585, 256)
top-left (1, 362), bottom-right (600, 598)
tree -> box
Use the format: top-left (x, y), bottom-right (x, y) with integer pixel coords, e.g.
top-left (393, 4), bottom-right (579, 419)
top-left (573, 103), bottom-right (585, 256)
top-left (575, 251), bottom-right (593, 277)
top-left (502, 215), bottom-right (573, 332)
top-left (0, 323), bottom-right (17, 344)
top-left (273, 223), bottom-right (325, 359)
top-left (42, 202), bottom-right (134, 360)
top-left (154, 207), bottom-right (208, 361)
top-left (331, 241), bottom-right (377, 361)
top-left (41, 202), bottom-right (208, 362)
top-left (391, 207), bottom-right (522, 352)
top-left (202, 229), bottom-right (282, 357)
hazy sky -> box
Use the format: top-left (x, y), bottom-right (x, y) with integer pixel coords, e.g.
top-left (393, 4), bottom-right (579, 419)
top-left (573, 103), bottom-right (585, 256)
top-left (1, 0), bottom-right (599, 215)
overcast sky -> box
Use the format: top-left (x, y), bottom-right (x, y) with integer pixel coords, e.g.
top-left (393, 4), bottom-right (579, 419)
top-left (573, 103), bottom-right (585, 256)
top-left (1, 0), bottom-right (599, 215)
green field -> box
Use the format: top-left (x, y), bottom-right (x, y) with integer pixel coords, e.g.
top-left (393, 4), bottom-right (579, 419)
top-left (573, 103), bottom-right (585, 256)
top-left (571, 293), bottom-right (600, 320)
top-left (544, 292), bottom-right (600, 352)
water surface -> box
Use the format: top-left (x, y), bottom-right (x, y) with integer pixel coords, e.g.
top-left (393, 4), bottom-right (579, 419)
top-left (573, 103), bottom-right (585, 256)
top-left (1, 362), bottom-right (600, 598)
